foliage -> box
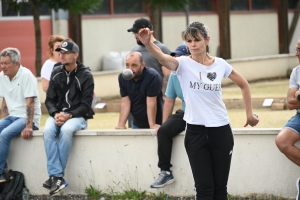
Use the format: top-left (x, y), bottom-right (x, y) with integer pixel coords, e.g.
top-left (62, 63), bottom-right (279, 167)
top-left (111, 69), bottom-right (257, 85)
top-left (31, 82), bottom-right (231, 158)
top-left (3, 0), bottom-right (103, 14)
top-left (85, 185), bottom-right (102, 200)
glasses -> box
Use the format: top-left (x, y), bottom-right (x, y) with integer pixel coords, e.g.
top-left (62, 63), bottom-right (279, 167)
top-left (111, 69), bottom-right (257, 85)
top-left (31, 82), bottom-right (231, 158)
top-left (295, 48), bottom-right (300, 53)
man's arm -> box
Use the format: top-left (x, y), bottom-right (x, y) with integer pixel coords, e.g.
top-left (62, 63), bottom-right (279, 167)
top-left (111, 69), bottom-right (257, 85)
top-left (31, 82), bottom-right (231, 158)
top-left (161, 66), bottom-right (170, 96)
top-left (287, 88), bottom-right (300, 110)
top-left (116, 96), bottom-right (131, 129)
top-left (21, 97), bottom-right (34, 139)
top-left (162, 97), bottom-right (175, 123)
top-left (147, 96), bottom-right (160, 129)
top-left (1, 98), bottom-right (8, 119)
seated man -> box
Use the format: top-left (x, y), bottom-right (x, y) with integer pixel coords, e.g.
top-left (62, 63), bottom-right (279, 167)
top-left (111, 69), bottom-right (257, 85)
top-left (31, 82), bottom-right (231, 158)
top-left (151, 44), bottom-right (189, 188)
top-left (275, 39), bottom-right (300, 199)
top-left (43, 40), bottom-right (94, 196)
top-left (0, 47), bottom-right (41, 182)
top-left (116, 51), bottom-right (163, 129)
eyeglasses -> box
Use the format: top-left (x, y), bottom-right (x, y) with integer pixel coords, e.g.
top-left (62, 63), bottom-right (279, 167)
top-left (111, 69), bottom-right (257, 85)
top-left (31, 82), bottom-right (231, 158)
top-left (295, 48), bottom-right (300, 53)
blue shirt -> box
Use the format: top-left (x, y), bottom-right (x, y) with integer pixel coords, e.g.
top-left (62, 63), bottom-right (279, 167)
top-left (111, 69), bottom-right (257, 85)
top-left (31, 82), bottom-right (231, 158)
top-left (118, 67), bottom-right (163, 128)
top-left (165, 73), bottom-right (185, 111)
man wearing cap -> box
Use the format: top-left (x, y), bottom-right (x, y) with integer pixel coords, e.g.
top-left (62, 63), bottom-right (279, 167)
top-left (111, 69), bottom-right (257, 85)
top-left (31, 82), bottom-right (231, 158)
top-left (42, 40), bottom-right (95, 195)
top-left (127, 18), bottom-right (171, 95)
top-left (150, 44), bottom-right (190, 188)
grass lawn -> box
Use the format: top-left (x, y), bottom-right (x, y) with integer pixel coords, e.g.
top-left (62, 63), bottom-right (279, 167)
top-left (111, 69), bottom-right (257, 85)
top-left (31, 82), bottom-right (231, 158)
top-left (38, 78), bottom-right (294, 130)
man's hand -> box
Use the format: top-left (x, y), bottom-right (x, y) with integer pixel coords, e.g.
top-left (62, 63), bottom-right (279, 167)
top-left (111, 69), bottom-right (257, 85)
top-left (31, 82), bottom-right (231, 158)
top-left (54, 112), bottom-right (67, 126)
top-left (21, 127), bottom-right (33, 139)
top-left (295, 90), bottom-right (300, 99)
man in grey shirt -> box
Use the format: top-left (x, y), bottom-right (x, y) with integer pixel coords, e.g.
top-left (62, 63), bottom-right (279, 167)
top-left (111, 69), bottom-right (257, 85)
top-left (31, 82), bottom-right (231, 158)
top-left (127, 18), bottom-right (171, 95)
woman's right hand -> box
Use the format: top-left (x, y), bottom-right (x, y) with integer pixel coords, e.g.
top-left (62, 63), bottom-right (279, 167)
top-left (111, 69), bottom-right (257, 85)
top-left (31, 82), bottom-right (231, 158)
top-left (137, 28), bottom-right (152, 45)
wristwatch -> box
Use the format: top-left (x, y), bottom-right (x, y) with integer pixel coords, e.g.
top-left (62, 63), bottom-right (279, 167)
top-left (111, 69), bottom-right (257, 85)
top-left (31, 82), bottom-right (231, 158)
top-left (297, 94), bottom-right (300, 101)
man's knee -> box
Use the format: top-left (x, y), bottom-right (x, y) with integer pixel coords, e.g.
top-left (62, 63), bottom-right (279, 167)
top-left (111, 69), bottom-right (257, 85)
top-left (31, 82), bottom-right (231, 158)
top-left (275, 129), bottom-right (299, 152)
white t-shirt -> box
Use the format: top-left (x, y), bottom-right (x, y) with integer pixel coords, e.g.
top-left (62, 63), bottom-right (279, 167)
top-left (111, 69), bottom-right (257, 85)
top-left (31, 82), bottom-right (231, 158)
top-left (41, 59), bottom-right (56, 80)
top-left (289, 65), bottom-right (300, 113)
top-left (174, 56), bottom-right (232, 127)
top-left (0, 66), bottom-right (41, 128)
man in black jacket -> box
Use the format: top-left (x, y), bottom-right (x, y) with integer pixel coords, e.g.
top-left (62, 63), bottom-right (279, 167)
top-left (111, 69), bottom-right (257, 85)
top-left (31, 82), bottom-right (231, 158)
top-left (42, 40), bottom-right (94, 196)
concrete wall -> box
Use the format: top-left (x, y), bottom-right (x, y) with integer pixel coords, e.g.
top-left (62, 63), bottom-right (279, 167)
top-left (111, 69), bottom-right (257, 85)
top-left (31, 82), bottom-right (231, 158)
top-left (7, 129), bottom-right (300, 198)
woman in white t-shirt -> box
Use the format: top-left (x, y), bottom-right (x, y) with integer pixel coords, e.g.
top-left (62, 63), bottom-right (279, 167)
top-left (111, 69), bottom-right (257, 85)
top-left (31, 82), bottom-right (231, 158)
top-left (138, 22), bottom-right (259, 200)
top-left (41, 35), bottom-right (65, 92)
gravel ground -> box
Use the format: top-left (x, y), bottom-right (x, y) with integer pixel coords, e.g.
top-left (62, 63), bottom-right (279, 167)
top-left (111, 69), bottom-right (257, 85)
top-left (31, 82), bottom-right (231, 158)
top-left (29, 195), bottom-right (88, 200)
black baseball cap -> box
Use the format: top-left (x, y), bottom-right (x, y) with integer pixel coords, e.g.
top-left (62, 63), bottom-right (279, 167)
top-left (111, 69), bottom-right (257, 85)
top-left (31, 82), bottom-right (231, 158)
top-left (127, 18), bottom-right (153, 33)
top-left (55, 41), bottom-right (79, 53)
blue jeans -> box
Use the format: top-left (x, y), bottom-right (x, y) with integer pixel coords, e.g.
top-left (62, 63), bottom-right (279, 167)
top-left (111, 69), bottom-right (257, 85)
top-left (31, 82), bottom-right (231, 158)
top-left (284, 112), bottom-right (300, 135)
top-left (43, 116), bottom-right (87, 177)
top-left (0, 116), bottom-right (38, 174)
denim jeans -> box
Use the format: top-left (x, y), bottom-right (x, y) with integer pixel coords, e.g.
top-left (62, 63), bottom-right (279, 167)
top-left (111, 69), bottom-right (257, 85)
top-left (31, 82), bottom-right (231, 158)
top-left (43, 116), bottom-right (87, 177)
top-left (0, 116), bottom-right (38, 174)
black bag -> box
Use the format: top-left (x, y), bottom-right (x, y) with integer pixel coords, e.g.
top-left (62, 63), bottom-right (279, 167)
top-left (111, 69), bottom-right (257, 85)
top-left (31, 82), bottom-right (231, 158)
top-left (0, 170), bottom-right (25, 200)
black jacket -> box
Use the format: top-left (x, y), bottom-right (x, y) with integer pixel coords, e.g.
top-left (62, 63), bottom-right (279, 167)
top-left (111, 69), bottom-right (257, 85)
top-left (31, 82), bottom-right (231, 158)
top-left (45, 61), bottom-right (94, 119)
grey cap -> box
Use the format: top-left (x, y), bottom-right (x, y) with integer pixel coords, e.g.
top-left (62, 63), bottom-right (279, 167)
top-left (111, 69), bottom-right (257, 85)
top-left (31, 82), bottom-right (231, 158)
top-left (55, 41), bottom-right (79, 53)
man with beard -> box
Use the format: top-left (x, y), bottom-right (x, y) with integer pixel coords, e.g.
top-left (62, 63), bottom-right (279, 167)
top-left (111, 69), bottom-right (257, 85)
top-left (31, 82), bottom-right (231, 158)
top-left (42, 40), bottom-right (94, 196)
top-left (127, 18), bottom-right (171, 95)
top-left (115, 52), bottom-right (163, 129)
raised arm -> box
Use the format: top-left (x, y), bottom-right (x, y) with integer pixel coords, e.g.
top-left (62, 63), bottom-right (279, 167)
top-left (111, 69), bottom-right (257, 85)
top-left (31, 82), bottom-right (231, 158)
top-left (116, 96), bottom-right (131, 129)
top-left (1, 98), bottom-right (8, 119)
top-left (138, 28), bottom-right (179, 71)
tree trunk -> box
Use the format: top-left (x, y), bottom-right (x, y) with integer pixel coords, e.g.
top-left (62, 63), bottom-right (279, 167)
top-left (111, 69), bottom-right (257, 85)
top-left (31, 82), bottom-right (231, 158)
top-left (149, 4), bottom-right (162, 42)
top-left (288, 1), bottom-right (300, 45)
top-left (29, 0), bottom-right (41, 76)
top-left (278, 0), bottom-right (289, 54)
top-left (218, 0), bottom-right (231, 59)
top-left (69, 12), bottom-right (83, 63)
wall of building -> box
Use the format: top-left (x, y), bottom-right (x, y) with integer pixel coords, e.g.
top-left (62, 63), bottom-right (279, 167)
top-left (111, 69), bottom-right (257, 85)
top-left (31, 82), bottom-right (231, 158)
top-left (0, 17), bottom-right (52, 74)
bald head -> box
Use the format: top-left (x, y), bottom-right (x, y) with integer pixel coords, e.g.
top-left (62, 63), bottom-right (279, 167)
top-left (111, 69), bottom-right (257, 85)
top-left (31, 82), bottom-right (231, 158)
top-left (125, 51), bottom-right (145, 81)
top-left (126, 52), bottom-right (143, 64)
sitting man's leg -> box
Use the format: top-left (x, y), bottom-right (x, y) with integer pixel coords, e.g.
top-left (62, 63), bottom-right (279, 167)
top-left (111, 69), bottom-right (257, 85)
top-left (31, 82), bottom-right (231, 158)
top-left (151, 111), bottom-right (185, 188)
top-left (0, 116), bottom-right (26, 182)
top-left (44, 116), bottom-right (87, 195)
top-left (43, 116), bottom-right (60, 191)
top-left (275, 113), bottom-right (300, 199)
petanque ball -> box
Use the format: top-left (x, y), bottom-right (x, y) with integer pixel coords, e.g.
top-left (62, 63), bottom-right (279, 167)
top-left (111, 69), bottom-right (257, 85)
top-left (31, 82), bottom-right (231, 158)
top-left (122, 69), bottom-right (134, 80)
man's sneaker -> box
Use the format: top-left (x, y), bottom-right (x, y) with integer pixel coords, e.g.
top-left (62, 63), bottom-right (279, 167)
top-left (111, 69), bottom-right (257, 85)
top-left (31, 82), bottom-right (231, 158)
top-left (49, 176), bottom-right (68, 195)
top-left (43, 177), bottom-right (52, 190)
top-left (0, 170), bottom-right (13, 183)
top-left (297, 178), bottom-right (300, 200)
top-left (150, 171), bottom-right (175, 188)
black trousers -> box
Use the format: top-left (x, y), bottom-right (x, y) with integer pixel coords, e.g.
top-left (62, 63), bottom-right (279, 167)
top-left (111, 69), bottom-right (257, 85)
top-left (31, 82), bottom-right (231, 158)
top-left (184, 123), bottom-right (234, 200)
top-left (157, 109), bottom-right (186, 171)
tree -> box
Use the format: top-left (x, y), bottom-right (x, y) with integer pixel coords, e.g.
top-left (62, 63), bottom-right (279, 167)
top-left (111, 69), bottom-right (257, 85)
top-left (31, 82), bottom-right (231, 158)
top-left (3, 0), bottom-right (103, 76)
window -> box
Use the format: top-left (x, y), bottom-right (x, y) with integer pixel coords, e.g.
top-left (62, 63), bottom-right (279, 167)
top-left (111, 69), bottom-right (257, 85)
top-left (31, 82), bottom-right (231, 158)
top-left (230, 0), bottom-right (248, 10)
top-left (230, 0), bottom-right (275, 11)
top-left (1, 1), bottom-right (50, 17)
top-left (84, 0), bottom-right (146, 15)
top-left (163, 0), bottom-right (216, 12)
top-left (114, 0), bottom-right (145, 14)
top-left (288, 0), bottom-right (300, 9)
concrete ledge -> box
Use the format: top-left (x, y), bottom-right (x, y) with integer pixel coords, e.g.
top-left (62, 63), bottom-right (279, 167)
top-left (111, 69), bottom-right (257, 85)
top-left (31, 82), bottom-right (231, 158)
top-left (7, 128), bottom-right (299, 198)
